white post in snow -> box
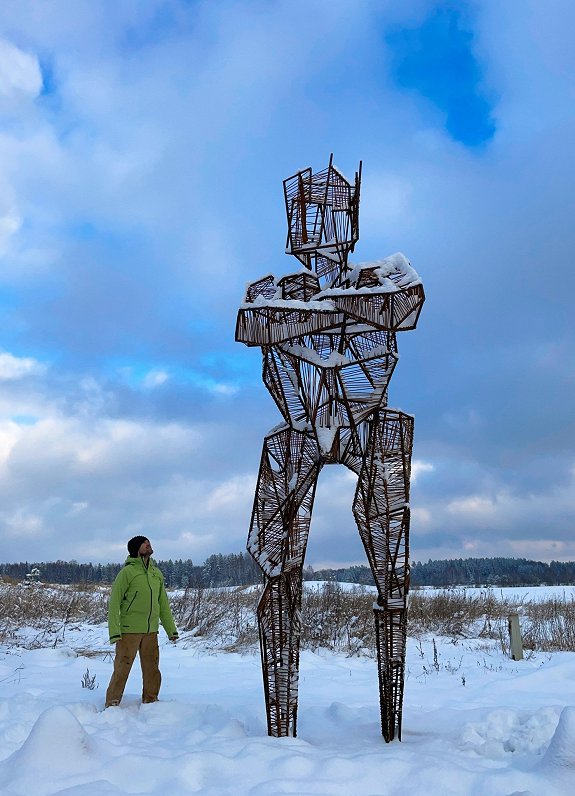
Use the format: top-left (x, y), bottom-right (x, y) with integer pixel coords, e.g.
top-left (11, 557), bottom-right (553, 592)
top-left (508, 613), bottom-right (524, 660)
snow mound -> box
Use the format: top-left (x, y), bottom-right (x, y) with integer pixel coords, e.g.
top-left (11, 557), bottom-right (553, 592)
top-left (11, 705), bottom-right (93, 770)
top-left (539, 705), bottom-right (575, 771)
top-left (460, 707), bottom-right (558, 758)
top-left (0, 705), bottom-right (96, 795)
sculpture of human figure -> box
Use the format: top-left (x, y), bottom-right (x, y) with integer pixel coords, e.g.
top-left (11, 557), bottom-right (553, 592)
top-left (236, 156), bottom-right (424, 741)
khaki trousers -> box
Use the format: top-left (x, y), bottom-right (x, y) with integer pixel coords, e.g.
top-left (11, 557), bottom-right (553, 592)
top-left (105, 632), bottom-right (161, 707)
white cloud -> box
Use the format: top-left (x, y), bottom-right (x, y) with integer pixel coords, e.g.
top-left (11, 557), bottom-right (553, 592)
top-left (142, 369), bottom-right (170, 388)
top-left (0, 38), bottom-right (42, 100)
top-left (508, 539), bottom-right (571, 558)
top-left (0, 352), bottom-right (46, 381)
top-left (211, 383), bottom-right (239, 396)
top-left (0, 205), bottom-right (21, 255)
top-left (410, 457), bottom-right (575, 561)
top-left (6, 416), bottom-right (202, 477)
top-left (0, 387), bottom-right (252, 562)
top-left (447, 495), bottom-right (496, 518)
top-left (205, 474), bottom-right (256, 513)
top-left (411, 507), bottom-right (432, 528)
top-left (1, 507), bottom-right (45, 539)
top-left (67, 501), bottom-right (88, 517)
top-left (411, 459), bottom-right (434, 483)
top-left (0, 2), bottom-right (573, 568)
top-left (0, 420), bottom-right (22, 468)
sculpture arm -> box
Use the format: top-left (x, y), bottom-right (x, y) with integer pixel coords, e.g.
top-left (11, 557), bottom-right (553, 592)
top-left (235, 253), bottom-right (425, 344)
top-left (236, 272), bottom-right (341, 346)
top-left (325, 284), bottom-right (425, 332)
top-left (235, 302), bottom-right (341, 346)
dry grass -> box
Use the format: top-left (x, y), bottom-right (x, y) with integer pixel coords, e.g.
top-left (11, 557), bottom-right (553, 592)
top-left (1, 580), bottom-right (575, 655)
top-left (408, 589), bottom-right (511, 638)
top-left (170, 586), bottom-right (258, 648)
top-left (301, 583), bottom-right (375, 654)
top-left (520, 597), bottom-right (575, 651)
top-left (0, 582), bottom-right (108, 648)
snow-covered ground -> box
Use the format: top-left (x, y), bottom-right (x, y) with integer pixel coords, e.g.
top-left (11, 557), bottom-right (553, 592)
top-left (419, 585), bottom-right (575, 603)
top-left (306, 582), bottom-right (575, 603)
top-left (1, 607), bottom-right (575, 796)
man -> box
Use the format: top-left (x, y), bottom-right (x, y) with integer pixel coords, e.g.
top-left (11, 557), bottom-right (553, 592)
top-left (105, 535), bottom-right (178, 708)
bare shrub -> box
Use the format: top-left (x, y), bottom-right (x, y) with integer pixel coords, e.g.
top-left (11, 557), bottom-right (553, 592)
top-left (170, 586), bottom-right (259, 649)
top-left (0, 582), bottom-right (108, 625)
top-left (521, 597), bottom-right (575, 652)
top-left (2, 580), bottom-right (575, 656)
top-left (301, 583), bottom-right (375, 655)
top-left (409, 589), bottom-right (575, 654)
top-left (0, 582), bottom-right (109, 648)
top-left (81, 668), bottom-right (98, 689)
top-left (408, 589), bottom-right (511, 638)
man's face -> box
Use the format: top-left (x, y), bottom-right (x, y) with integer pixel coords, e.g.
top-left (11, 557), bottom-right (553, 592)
top-left (138, 539), bottom-right (153, 557)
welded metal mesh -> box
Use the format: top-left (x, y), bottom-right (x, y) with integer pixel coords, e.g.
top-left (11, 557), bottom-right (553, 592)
top-left (236, 157), bottom-right (424, 741)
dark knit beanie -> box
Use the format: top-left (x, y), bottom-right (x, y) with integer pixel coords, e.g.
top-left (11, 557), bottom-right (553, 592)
top-left (127, 535), bottom-right (148, 558)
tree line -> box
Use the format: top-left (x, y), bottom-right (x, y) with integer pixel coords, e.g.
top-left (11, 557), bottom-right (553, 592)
top-left (411, 557), bottom-right (575, 587)
top-left (310, 557), bottom-right (575, 587)
top-left (1, 554), bottom-right (575, 588)
top-left (0, 552), bottom-right (261, 588)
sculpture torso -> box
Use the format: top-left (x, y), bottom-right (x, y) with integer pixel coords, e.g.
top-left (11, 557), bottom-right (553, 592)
top-left (266, 322), bottom-right (397, 435)
top-left (236, 255), bottom-right (423, 459)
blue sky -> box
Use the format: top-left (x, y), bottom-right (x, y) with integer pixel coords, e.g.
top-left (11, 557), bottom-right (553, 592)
top-left (387, 7), bottom-right (497, 148)
top-left (0, 0), bottom-right (574, 567)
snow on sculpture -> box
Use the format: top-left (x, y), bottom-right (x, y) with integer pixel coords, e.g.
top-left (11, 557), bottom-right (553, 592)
top-left (235, 156), bottom-right (425, 741)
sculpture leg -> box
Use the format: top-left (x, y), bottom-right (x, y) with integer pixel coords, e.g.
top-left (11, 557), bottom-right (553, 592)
top-left (248, 426), bottom-right (321, 737)
top-left (352, 410), bottom-right (414, 741)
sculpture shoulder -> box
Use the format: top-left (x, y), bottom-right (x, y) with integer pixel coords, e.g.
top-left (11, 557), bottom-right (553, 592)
top-left (323, 253), bottom-right (425, 332)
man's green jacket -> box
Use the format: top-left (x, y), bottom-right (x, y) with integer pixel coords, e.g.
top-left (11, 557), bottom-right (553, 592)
top-left (108, 556), bottom-right (178, 643)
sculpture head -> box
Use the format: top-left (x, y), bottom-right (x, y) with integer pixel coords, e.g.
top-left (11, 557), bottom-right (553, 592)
top-left (283, 154), bottom-right (361, 289)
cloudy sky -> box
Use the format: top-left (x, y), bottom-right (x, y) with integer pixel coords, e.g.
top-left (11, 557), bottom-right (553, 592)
top-left (0, 0), bottom-right (573, 567)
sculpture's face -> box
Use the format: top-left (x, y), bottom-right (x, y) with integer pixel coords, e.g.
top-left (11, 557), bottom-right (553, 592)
top-left (283, 163), bottom-right (360, 290)
top-left (263, 329), bottom-right (398, 443)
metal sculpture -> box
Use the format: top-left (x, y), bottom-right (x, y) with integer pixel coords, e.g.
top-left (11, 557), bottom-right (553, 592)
top-left (236, 156), bottom-right (424, 741)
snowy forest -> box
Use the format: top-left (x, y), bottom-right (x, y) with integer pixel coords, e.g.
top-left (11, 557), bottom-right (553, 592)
top-left (2, 555), bottom-right (575, 588)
